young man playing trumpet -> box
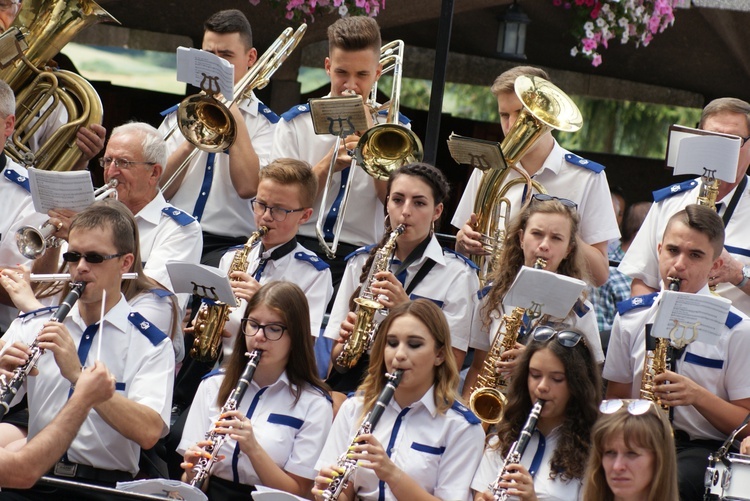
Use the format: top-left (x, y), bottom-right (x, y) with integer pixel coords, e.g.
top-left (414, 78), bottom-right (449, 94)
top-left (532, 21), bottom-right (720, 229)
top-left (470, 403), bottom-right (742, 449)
top-left (604, 204), bottom-right (750, 501)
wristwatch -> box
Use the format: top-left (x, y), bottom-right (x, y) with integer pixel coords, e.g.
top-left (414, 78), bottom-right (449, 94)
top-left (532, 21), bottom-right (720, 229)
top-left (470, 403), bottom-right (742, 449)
top-left (738, 265), bottom-right (750, 288)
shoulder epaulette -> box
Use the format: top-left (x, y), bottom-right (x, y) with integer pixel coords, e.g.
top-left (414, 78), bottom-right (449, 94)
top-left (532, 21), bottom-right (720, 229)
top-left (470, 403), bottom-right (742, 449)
top-left (377, 109), bottom-right (411, 125)
top-left (149, 288), bottom-right (174, 298)
top-left (616, 292), bottom-right (658, 316)
top-left (19, 305), bottom-right (58, 319)
top-left (726, 311), bottom-right (743, 329)
top-left (409, 294), bottom-right (444, 308)
top-left (652, 179), bottom-right (699, 203)
top-left (311, 386), bottom-right (334, 404)
top-left (280, 103), bottom-right (310, 121)
top-left (258, 104), bottom-right (280, 124)
top-left (294, 251), bottom-right (329, 271)
top-left (345, 244), bottom-right (376, 261)
top-left (442, 248), bottom-right (479, 270)
top-left (159, 103), bottom-right (179, 117)
top-left (564, 153), bottom-right (605, 173)
top-left (127, 311), bottom-right (168, 346)
top-left (450, 400), bottom-right (481, 425)
top-left (477, 285), bottom-right (492, 300)
top-left (161, 206), bottom-right (197, 226)
top-left (4, 168), bottom-right (30, 192)
top-left (573, 298), bottom-right (590, 318)
top-left (201, 368), bottom-right (225, 381)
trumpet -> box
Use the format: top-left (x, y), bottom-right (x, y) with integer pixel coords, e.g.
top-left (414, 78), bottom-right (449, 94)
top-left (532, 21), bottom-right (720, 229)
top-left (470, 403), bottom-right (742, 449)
top-left (315, 40), bottom-right (423, 258)
top-left (15, 179), bottom-right (118, 260)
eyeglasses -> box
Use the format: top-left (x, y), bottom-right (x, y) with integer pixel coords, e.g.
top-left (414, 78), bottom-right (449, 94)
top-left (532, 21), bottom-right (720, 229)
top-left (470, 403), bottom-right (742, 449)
top-left (600, 399), bottom-right (656, 416)
top-left (250, 199), bottom-right (305, 222)
top-left (241, 318), bottom-right (287, 340)
top-left (0, 1), bottom-right (19, 12)
top-left (98, 157), bottom-right (156, 169)
top-left (531, 193), bottom-right (578, 210)
top-left (62, 251), bottom-right (124, 264)
top-left (741, 135), bottom-right (750, 147)
top-left (531, 325), bottom-right (584, 348)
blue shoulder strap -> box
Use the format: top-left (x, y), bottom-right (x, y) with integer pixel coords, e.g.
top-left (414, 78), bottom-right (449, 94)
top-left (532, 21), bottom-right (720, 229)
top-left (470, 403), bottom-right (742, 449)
top-left (652, 179), bottom-right (698, 203)
top-left (563, 153), bottom-right (605, 173)
top-left (258, 103), bottom-right (280, 124)
top-left (160, 103), bottom-right (179, 117)
top-left (345, 244), bottom-right (376, 261)
top-left (442, 248), bottom-right (480, 270)
top-left (127, 312), bottom-right (168, 346)
top-left (4, 168), bottom-right (30, 192)
top-left (161, 206), bottom-right (197, 226)
top-left (477, 285), bottom-right (492, 300)
top-left (616, 292), bottom-right (658, 316)
top-left (450, 401), bottom-right (481, 425)
top-left (294, 251), bottom-right (330, 271)
top-left (726, 311), bottom-right (743, 329)
top-left (280, 103), bottom-right (310, 121)
top-left (201, 368), bottom-right (225, 381)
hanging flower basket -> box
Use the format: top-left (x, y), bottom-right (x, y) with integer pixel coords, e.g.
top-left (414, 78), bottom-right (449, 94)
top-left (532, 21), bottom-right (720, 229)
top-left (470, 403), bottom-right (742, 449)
top-left (249, 0), bottom-right (386, 23)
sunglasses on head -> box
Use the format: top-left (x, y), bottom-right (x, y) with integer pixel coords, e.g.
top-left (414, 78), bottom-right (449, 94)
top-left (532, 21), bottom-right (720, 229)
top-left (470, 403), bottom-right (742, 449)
top-left (531, 193), bottom-right (578, 209)
top-left (62, 251), bottom-right (124, 264)
top-left (531, 325), bottom-right (584, 348)
top-left (599, 399), bottom-right (657, 416)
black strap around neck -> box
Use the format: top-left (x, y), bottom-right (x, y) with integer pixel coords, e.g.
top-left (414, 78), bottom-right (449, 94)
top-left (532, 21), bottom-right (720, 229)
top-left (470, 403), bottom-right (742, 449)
top-left (392, 235), bottom-right (432, 279)
top-left (722, 175), bottom-right (748, 227)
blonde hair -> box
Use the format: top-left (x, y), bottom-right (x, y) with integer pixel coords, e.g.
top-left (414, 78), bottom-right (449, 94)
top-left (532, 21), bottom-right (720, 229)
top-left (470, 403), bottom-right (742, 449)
top-left (259, 158), bottom-right (317, 207)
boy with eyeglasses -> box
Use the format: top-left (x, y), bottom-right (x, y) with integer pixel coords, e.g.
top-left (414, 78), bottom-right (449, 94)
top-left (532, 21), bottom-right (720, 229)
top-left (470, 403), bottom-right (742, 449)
top-left (604, 204), bottom-right (750, 501)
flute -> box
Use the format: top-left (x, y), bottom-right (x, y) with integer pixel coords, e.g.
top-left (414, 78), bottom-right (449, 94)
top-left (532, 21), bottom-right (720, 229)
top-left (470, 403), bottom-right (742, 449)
top-left (30, 273), bottom-right (139, 282)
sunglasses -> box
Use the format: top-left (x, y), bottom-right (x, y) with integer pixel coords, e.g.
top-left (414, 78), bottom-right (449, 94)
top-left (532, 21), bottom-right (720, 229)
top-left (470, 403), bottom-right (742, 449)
top-left (62, 251), bottom-right (125, 264)
top-left (599, 399), bottom-right (656, 416)
top-left (531, 325), bottom-right (584, 348)
top-left (531, 193), bottom-right (578, 209)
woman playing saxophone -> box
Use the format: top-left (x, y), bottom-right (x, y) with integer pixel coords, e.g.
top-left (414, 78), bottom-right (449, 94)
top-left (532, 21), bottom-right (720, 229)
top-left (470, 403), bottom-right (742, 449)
top-left (179, 282), bottom-right (332, 500)
top-left (314, 299), bottom-right (485, 501)
top-left (324, 163), bottom-right (479, 392)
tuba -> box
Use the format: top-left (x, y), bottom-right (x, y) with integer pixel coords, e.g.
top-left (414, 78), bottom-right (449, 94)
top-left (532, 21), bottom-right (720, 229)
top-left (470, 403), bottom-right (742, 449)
top-left (315, 41), bottom-right (423, 258)
top-left (469, 257), bottom-right (547, 424)
top-left (471, 75), bottom-right (582, 285)
top-left (335, 224), bottom-right (404, 370)
top-left (190, 226), bottom-right (268, 363)
top-left (0, 0), bottom-right (117, 171)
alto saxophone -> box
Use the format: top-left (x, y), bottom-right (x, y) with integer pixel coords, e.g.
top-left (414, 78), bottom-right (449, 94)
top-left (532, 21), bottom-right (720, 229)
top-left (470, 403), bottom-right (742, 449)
top-left (469, 258), bottom-right (547, 424)
top-left (0, 281), bottom-right (87, 418)
top-left (639, 277), bottom-right (681, 412)
top-left (322, 369), bottom-right (404, 501)
top-left (335, 224), bottom-right (405, 370)
top-left (489, 399), bottom-right (545, 501)
top-left (190, 349), bottom-right (262, 489)
top-left (697, 168), bottom-right (719, 210)
top-left (191, 226), bottom-right (269, 363)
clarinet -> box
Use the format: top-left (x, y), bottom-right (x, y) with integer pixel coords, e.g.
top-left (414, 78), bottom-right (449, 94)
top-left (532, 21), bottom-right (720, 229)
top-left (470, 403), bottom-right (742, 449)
top-left (322, 369), bottom-right (404, 501)
top-left (489, 399), bottom-right (546, 501)
top-left (190, 349), bottom-right (262, 489)
top-left (0, 281), bottom-right (87, 418)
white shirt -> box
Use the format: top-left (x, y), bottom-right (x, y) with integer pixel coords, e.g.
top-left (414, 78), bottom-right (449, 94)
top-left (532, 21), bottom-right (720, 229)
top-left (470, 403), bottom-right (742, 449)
top-left (0, 158), bottom-right (36, 267)
top-left (315, 387), bottom-right (485, 501)
top-left (469, 295), bottom-right (604, 364)
top-left (159, 93), bottom-right (277, 237)
top-left (178, 370), bottom-right (333, 484)
top-left (323, 235), bottom-right (479, 351)
top-left (2, 295), bottom-right (175, 475)
top-left (130, 288), bottom-right (184, 363)
top-left (217, 239), bottom-right (333, 358)
top-left (618, 177), bottom-right (750, 316)
top-left (603, 287), bottom-right (750, 441)
top-left (272, 100), bottom-right (411, 247)
top-left (471, 428), bottom-right (582, 501)
top-left (451, 141), bottom-right (620, 247)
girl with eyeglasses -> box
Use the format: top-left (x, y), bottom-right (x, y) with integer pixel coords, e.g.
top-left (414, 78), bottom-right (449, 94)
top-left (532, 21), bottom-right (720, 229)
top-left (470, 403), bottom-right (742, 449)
top-left (178, 281), bottom-right (332, 501)
top-left (324, 162), bottom-right (479, 393)
top-left (583, 399), bottom-right (678, 501)
top-left (472, 326), bottom-right (602, 501)
top-left (463, 196), bottom-right (604, 399)
top-left (314, 299), bottom-right (485, 501)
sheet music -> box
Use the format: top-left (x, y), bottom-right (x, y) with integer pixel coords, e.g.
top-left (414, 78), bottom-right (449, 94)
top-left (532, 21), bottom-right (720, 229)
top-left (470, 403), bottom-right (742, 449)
top-left (308, 96), bottom-right (368, 136)
top-left (666, 124), bottom-right (740, 182)
top-left (165, 261), bottom-right (238, 306)
top-left (503, 266), bottom-right (587, 318)
top-left (651, 291), bottom-right (730, 346)
top-left (27, 167), bottom-right (96, 214)
top-left (176, 46), bottom-right (234, 100)
top-left (446, 132), bottom-right (506, 172)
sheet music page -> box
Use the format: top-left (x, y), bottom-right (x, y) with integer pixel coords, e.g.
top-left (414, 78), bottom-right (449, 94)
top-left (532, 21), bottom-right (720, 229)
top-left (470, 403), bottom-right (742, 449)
top-left (651, 291), bottom-right (730, 346)
top-left (503, 266), bottom-right (587, 318)
top-left (666, 125), bottom-right (740, 183)
top-left (252, 486), bottom-right (308, 501)
top-left (308, 96), bottom-right (368, 136)
top-left (27, 167), bottom-right (95, 214)
top-left (176, 46), bottom-right (234, 100)
top-left (166, 261), bottom-right (237, 305)
top-left (117, 478), bottom-right (208, 501)
top-left (446, 132), bottom-right (506, 172)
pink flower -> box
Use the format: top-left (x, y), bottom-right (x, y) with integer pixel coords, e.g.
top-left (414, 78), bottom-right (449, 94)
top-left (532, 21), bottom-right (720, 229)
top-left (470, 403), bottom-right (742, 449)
top-left (582, 37), bottom-right (598, 51)
top-left (553, 0), bottom-right (562, 5)
top-left (248, 0), bottom-right (260, 5)
top-left (592, 53), bottom-right (602, 66)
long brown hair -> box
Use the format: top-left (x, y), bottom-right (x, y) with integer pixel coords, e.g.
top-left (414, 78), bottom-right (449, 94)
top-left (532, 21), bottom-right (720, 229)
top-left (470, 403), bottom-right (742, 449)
top-left (217, 281), bottom-right (328, 405)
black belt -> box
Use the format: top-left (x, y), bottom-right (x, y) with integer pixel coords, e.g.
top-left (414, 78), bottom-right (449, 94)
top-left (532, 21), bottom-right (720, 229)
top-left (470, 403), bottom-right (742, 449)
top-left (50, 460), bottom-right (133, 485)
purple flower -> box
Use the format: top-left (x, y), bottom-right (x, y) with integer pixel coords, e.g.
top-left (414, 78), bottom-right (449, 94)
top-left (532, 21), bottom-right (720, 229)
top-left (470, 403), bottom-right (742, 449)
top-left (592, 53), bottom-right (602, 66)
top-left (248, 0), bottom-right (261, 5)
top-left (582, 37), bottom-right (598, 51)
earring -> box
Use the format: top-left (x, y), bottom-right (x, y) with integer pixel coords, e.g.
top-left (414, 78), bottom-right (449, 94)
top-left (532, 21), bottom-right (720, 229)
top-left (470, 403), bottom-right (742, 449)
top-left (430, 220), bottom-right (435, 235)
top-left (384, 214), bottom-right (392, 232)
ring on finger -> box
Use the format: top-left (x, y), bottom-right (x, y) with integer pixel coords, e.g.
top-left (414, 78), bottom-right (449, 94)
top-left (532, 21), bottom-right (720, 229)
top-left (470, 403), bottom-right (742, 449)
top-left (240, 421), bottom-right (244, 430)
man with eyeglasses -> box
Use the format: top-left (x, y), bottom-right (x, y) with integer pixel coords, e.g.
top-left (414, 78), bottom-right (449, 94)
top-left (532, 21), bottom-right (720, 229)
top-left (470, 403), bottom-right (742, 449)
top-left (0, 202), bottom-right (175, 499)
top-left (619, 97), bottom-right (750, 317)
top-left (158, 9), bottom-right (277, 267)
top-left (604, 204), bottom-right (750, 501)
top-left (451, 65), bottom-right (619, 287)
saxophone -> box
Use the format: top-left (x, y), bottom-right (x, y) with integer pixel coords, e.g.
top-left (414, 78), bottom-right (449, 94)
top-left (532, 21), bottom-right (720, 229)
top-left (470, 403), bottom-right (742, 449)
top-left (697, 168), bottom-right (719, 209)
top-left (322, 369), bottom-right (404, 501)
top-left (190, 226), bottom-right (268, 363)
top-left (190, 349), bottom-right (262, 489)
top-left (469, 258), bottom-right (547, 424)
top-left (335, 224), bottom-right (405, 370)
top-left (489, 399), bottom-right (545, 501)
top-left (0, 281), bottom-right (86, 417)
top-left (639, 277), bottom-right (680, 411)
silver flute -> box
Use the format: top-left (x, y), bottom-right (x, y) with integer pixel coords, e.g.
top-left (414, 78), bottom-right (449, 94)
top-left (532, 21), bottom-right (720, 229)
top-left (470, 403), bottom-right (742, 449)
top-left (30, 272), bottom-right (138, 282)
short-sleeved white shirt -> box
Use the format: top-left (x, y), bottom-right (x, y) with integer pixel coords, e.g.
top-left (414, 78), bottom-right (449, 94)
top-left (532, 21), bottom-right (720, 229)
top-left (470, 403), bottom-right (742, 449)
top-left (315, 387), bottom-right (485, 501)
top-left (178, 370), bottom-right (333, 484)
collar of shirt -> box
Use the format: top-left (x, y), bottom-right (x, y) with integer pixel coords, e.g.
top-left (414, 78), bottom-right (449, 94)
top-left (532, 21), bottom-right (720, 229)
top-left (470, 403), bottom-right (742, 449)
top-left (68, 293), bottom-right (131, 335)
top-left (237, 91), bottom-right (259, 116)
top-left (518, 138), bottom-right (563, 177)
top-left (398, 235), bottom-right (445, 271)
top-left (249, 369), bottom-right (291, 393)
top-left (259, 238), bottom-right (297, 261)
top-left (134, 190), bottom-right (167, 226)
top-left (388, 384), bottom-right (438, 418)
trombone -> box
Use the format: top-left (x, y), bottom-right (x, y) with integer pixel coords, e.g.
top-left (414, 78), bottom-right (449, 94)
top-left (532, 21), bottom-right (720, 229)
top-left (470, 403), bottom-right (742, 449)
top-left (315, 40), bottom-right (423, 258)
top-left (161, 24), bottom-right (307, 194)
top-left (15, 180), bottom-right (118, 260)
